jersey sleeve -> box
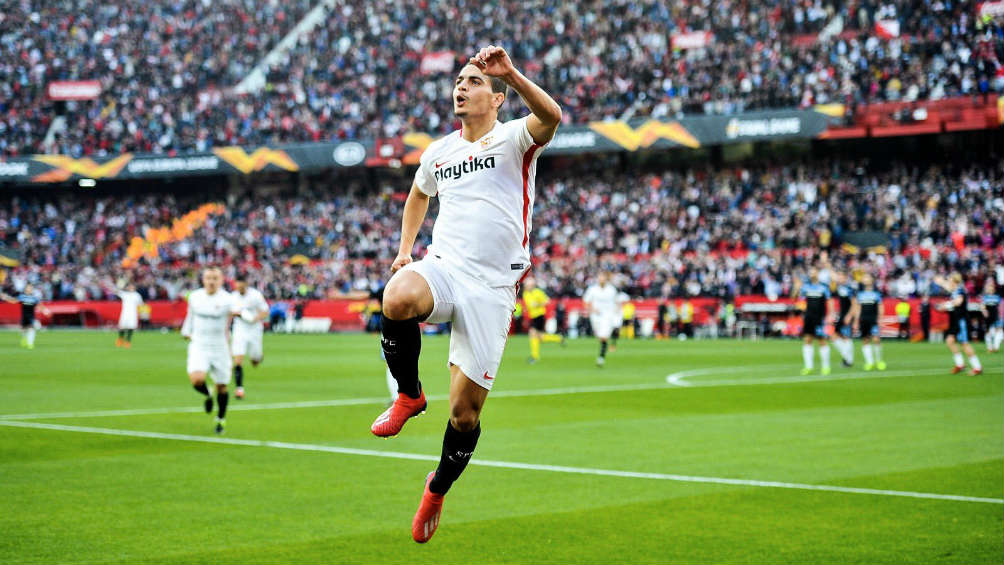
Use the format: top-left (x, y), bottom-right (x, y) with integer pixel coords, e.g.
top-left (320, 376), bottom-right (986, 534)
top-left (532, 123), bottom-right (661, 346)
top-left (414, 154), bottom-right (438, 197)
top-left (510, 115), bottom-right (545, 154)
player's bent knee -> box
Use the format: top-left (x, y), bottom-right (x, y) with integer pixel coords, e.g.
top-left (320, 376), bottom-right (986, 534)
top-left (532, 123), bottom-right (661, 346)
top-left (383, 272), bottom-right (433, 321)
top-left (449, 410), bottom-right (480, 432)
top-left (216, 383), bottom-right (227, 393)
top-left (188, 372), bottom-right (206, 385)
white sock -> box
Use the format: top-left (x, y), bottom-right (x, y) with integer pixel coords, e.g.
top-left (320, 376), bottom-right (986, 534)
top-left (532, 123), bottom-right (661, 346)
top-left (26, 328), bottom-right (36, 346)
top-left (386, 367), bottom-right (398, 400)
top-left (843, 339), bottom-right (854, 363)
top-left (862, 344), bottom-right (873, 365)
top-left (953, 353), bottom-right (964, 367)
top-left (873, 343), bottom-right (882, 362)
top-left (995, 329), bottom-right (1003, 351)
top-left (802, 344), bottom-right (814, 369)
top-left (969, 355), bottom-right (982, 371)
top-left (820, 344), bottom-right (830, 369)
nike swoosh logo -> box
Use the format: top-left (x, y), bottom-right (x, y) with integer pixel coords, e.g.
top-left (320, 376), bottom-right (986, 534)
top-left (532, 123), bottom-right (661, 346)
top-left (434, 161), bottom-right (448, 168)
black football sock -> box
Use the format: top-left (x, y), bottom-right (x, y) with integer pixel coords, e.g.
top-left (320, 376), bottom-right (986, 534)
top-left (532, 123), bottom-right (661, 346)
top-left (193, 382), bottom-right (209, 396)
top-left (429, 421), bottom-right (481, 495)
top-left (234, 364), bottom-right (244, 388)
top-left (126, 329), bottom-right (133, 342)
top-left (611, 329), bottom-right (619, 346)
top-left (600, 340), bottom-right (608, 358)
top-left (381, 317), bottom-right (422, 399)
top-left (217, 392), bottom-right (229, 419)
top-left (118, 330), bottom-right (125, 339)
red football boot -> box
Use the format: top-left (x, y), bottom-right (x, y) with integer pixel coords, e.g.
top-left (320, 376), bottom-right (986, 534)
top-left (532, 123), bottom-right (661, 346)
top-left (969, 368), bottom-right (983, 376)
top-left (412, 472), bottom-right (444, 543)
top-left (950, 365), bottom-right (964, 374)
top-left (371, 391), bottom-right (427, 437)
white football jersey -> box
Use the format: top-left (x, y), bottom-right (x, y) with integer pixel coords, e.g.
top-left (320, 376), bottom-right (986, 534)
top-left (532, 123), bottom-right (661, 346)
top-left (232, 287), bottom-right (268, 331)
top-left (181, 288), bottom-right (238, 347)
top-left (117, 290), bottom-right (143, 321)
top-left (583, 283), bottom-right (623, 319)
top-left (414, 115), bottom-right (547, 287)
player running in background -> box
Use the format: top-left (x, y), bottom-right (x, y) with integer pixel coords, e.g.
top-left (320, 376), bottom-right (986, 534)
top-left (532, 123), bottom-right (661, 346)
top-left (981, 280), bottom-right (1002, 352)
top-left (793, 267), bottom-right (832, 375)
top-left (522, 277), bottom-right (562, 364)
top-left (620, 299), bottom-right (637, 340)
top-left (935, 273), bottom-right (982, 375)
top-left (371, 45), bottom-right (561, 543)
top-left (115, 283), bottom-right (144, 348)
top-left (181, 266), bottom-right (240, 433)
top-left (231, 275), bottom-right (269, 400)
top-left (849, 274), bottom-right (886, 371)
top-left (831, 272), bottom-right (855, 367)
top-left (2, 284), bottom-right (50, 349)
top-left (583, 271), bottom-right (623, 367)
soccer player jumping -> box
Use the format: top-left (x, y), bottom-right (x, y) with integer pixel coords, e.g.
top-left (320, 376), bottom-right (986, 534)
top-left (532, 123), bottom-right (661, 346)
top-left (372, 45), bottom-right (560, 543)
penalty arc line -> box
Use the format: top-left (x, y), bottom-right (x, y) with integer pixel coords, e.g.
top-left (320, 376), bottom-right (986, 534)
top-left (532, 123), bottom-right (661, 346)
top-left (0, 419), bottom-right (1000, 506)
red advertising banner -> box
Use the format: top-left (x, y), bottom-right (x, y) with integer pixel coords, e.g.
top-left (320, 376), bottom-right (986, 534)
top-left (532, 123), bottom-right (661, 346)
top-left (0, 296), bottom-right (981, 338)
top-left (47, 80), bottom-right (102, 101)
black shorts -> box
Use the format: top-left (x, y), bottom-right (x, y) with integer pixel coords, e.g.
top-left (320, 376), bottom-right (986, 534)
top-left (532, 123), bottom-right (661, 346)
top-left (529, 316), bottom-right (546, 332)
top-left (802, 314), bottom-right (825, 338)
top-left (20, 316), bottom-right (34, 329)
top-left (859, 317), bottom-right (879, 337)
top-left (945, 316), bottom-right (971, 342)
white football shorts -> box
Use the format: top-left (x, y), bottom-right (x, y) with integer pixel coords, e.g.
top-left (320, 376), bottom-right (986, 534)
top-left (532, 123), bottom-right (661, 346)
top-left (231, 325), bottom-right (263, 361)
top-left (186, 343), bottom-right (232, 386)
top-left (401, 255), bottom-right (516, 390)
top-left (590, 314), bottom-right (617, 340)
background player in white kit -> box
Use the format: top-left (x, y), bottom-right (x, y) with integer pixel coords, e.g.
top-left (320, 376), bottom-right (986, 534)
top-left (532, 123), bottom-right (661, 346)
top-left (231, 274), bottom-right (269, 399)
top-left (181, 267), bottom-right (240, 434)
top-left (370, 45), bottom-right (560, 543)
top-left (115, 283), bottom-right (144, 348)
top-left (583, 271), bottom-right (624, 366)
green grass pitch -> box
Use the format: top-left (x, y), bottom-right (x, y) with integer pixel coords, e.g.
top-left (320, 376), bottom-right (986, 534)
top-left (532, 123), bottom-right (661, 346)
top-left (1, 330), bottom-right (1001, 564)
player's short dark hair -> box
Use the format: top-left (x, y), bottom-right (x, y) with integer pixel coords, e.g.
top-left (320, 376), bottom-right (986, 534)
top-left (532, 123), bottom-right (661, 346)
top-left (489, 76), bottom-right (508, 97)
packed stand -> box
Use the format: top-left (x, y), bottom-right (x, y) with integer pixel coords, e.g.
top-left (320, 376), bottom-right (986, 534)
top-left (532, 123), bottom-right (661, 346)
top-left (2, 0), bottom-right (1002, 157)
top-left (2, 158), bottom-right (1001, 302)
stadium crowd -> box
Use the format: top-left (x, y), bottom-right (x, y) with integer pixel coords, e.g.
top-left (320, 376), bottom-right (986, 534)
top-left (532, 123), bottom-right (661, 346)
top-left (2, 158), bottom-right (1001, 301)
top-left (2, 0), bottom-right (1002, 157)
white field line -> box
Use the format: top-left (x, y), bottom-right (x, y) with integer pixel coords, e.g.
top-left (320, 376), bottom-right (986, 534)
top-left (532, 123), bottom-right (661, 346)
top-left (0, 364), bottom-right (943, 421)
top-left (0, 419), bottom-right (999, 505)
top-left (665, 367), bottom-right (951, 387)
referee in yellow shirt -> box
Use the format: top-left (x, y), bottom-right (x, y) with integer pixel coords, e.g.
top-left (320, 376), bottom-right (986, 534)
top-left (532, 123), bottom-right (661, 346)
top-left (522, 278), bottom-right (563, 363)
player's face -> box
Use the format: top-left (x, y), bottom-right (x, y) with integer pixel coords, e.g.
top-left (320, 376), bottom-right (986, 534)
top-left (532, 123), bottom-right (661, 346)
top-left (809, 268), bottom-right (819, 283)
top-left (598, 272), bottom-right (609, 285)
top-left (454, 65), bottom-right (501, 118)
top-left (24, 284), bottom-right (33, 294)
top-left (236, 281), bottom-right (248, 294)
top-left (985, 280), bottom-right (995, 294)
top-left (202, 270), bottom-right (222, 293)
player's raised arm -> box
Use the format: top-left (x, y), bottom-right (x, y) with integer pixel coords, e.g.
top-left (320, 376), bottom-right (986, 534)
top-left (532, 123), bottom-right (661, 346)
top-left (471, 45), bottom-right (561, 145)
top-left (392, 182), bottom-right (431, 273)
